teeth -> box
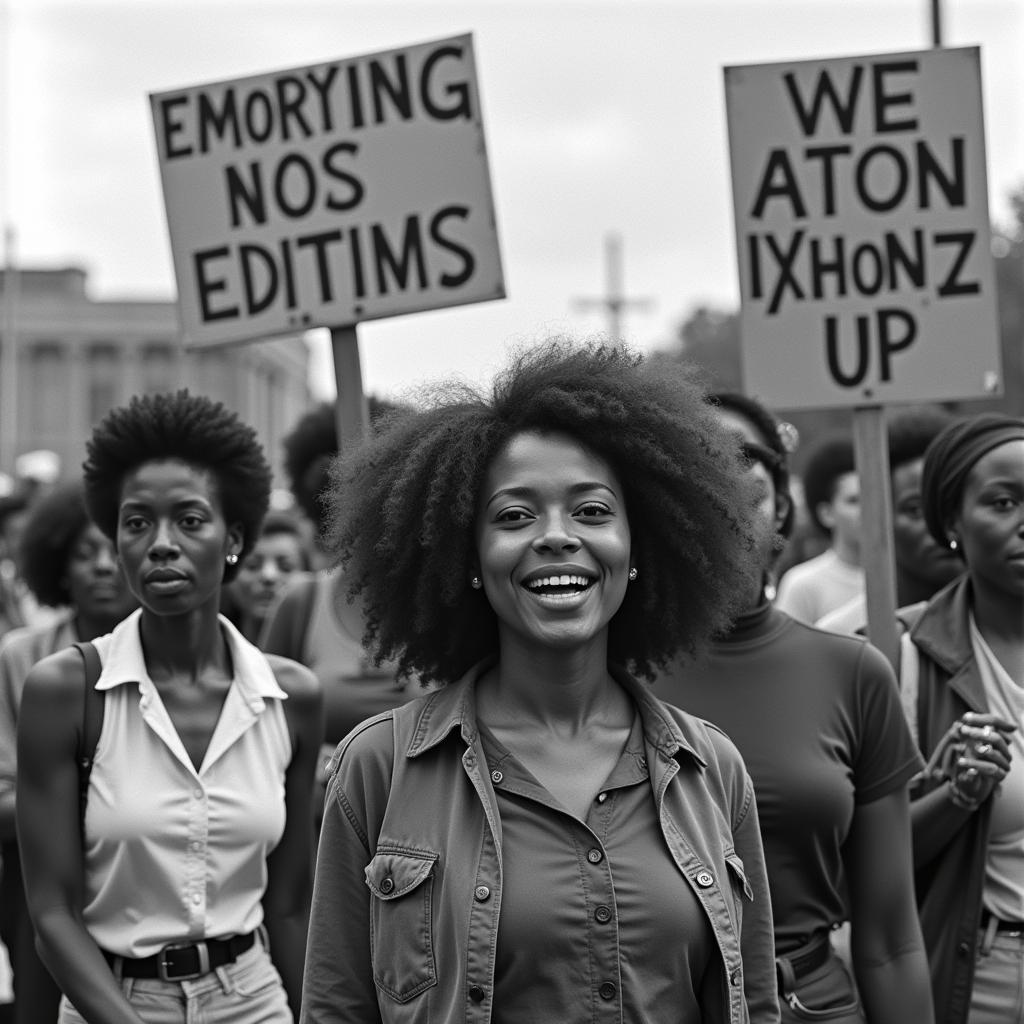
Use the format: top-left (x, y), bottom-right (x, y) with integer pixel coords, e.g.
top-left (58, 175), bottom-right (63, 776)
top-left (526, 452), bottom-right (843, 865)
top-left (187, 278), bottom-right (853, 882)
top-left (527, 574), bottom-right (592, 589)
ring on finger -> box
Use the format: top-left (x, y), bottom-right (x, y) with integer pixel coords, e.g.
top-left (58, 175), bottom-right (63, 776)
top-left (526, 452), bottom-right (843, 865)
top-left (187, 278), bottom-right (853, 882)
top-left (963, 767), bottom-right (979, 781)
top-left (983, 725), bottom-right (994, 740)
top-left (976, 743), bottom-right (992, 756)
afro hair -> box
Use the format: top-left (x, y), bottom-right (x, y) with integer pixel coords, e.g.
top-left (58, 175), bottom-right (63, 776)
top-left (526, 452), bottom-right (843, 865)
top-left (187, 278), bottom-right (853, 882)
top-left (324, 340), bottom-right (759, 685)
top-left (82, 390), bottom-right (272, 583)
top-left (17, 481), bottom-right (92, 607)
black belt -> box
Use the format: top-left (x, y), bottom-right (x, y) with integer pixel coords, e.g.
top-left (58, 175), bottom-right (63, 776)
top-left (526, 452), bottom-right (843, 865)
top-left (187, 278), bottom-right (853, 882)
top-left (981, 912), bottom-right (1024, 935)
top-left (777, 931), bottom-right (831, 982)
top-left (103, 931), bottom-right (256, 981)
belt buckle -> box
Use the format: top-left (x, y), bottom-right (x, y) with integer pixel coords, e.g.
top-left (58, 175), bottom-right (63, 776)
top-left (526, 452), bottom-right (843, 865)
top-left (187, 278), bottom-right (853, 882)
top-left (157, 941), bottom-right (210, 981)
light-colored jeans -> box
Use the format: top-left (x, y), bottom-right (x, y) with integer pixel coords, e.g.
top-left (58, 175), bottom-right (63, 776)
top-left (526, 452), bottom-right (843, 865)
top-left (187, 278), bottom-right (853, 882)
top-left (969, 929), bottom-right (1024, 1024)
top-left (58, 938), bottom-right (291, 1024)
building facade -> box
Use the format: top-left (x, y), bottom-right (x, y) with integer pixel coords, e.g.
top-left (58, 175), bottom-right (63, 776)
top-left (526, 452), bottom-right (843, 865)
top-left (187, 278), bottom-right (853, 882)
top-left (0, 266), bottom-right (311, 488)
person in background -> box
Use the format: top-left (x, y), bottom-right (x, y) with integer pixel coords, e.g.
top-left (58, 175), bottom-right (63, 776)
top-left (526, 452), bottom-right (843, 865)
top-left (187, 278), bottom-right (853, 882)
top-left (300, 342), bottom-right (779, 1024)
top-left (654, 391), bottom-right (933, 1024)
top-left (775, 434), bottom-right (863, 623)
top-left (222, 510), bottom-right (311, 645)
top-left (263, 399), bottom-right (415, 754)
top-left (902, 413), bottom-right (1024, 1024)
top-left (818, 407), bottom-right (961, 635)
top-left (0, 481), bottom-right (138, 1024)
top-left (16, 391), bottom-right (322, 1024)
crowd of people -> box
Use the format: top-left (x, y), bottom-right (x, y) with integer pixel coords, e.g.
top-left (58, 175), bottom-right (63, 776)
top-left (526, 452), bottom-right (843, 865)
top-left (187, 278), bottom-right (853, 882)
top-left (0, 339), bottom-right (1019, 1024)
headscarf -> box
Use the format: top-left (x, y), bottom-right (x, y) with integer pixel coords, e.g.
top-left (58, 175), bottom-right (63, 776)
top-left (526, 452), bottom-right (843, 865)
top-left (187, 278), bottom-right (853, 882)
top-left (921, 413), bottom-right (1024, 548)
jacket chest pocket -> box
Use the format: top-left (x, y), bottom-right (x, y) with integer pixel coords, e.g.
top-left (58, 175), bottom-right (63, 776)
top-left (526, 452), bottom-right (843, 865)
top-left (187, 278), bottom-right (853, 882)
top-left (365, 848), bottom-right (439, 1003)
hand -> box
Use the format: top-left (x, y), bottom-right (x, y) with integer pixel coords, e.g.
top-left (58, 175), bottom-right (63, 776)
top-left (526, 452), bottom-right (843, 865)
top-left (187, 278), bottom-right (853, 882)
top-left (948, 713), bottom-right (1016, 808)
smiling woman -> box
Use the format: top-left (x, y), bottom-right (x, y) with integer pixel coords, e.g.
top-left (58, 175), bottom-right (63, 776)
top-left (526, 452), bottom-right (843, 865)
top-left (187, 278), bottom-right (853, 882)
top-left (14, 391), bottom-right (322, 1024)
top-left (301, 339), bottom-right (780, 1024)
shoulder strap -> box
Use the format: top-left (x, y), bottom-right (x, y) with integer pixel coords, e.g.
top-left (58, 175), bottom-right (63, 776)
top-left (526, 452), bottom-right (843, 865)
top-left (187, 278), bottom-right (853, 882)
top-left (288, 575), bottom-right (318, 663)
top-left (74, 641), bottom-right (104, 833)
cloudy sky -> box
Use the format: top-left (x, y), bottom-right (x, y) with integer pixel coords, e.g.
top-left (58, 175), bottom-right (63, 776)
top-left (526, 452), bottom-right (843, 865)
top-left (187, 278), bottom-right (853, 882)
top-left (2, 0), bottom-right (1020, 401)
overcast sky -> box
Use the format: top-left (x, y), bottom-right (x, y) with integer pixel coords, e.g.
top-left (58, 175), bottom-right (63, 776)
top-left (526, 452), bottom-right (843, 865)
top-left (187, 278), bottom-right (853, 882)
top-left (1, 0), bottom-right (1020, 401)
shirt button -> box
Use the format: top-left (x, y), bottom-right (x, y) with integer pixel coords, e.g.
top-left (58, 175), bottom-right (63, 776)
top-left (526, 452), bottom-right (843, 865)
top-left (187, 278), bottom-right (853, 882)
top-left (193, 789), bottom-right (203, 799)
top-left (468, 985), bottom-right (486, 1003)
top-left (474, 885), bottom-right (491, 902)
top-left (598, 982), bottom-right (616, 1001)
top-left (594, 905), bottom-right (612, 924)
top-left (696, 870), bottom-right (714, 888)
top-left (191, 841), bottom-right (202, 852)
top-left (490, 769), bottom-right (504, 784)
top-left (596, 792), bottom-right (607, 803)
top-left (191, 893), bottom-right (201, 905)
top-left (379, 877), bottom-right (395, 894)
top-left (587, 848), bottom-right (603, 864)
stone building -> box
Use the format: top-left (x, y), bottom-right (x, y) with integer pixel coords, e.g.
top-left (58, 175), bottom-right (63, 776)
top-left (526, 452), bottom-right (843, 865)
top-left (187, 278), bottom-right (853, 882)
top-left (0, 266), bottom-right (310, 488)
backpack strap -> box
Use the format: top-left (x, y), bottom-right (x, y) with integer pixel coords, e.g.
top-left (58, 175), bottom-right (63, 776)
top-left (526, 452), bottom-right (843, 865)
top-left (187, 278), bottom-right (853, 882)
top-left (74, 641), bottom-right (104, 834)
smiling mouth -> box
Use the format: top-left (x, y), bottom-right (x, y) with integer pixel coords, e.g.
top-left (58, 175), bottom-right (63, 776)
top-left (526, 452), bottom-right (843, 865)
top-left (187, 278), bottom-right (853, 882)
top-left (524, 574), bottom-right (596, 595)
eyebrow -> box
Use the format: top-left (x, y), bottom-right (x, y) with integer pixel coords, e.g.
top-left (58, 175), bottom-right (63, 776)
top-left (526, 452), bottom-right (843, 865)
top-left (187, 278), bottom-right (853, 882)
top-left (485, 481), bottom-right (618, 506)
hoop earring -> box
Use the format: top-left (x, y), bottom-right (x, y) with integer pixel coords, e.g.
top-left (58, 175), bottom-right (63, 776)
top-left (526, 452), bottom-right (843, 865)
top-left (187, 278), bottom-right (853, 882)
top-left (628, 567), bottom-right (638, 582)
top-left (470, 576), bottom-right (483, 590)
top-left (226, 553), bottom-right (239, 566)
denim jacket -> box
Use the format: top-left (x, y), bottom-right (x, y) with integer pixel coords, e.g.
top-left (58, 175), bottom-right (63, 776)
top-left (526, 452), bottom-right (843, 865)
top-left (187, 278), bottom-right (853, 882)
top-left (300, 662), bottom-right (779, 1024)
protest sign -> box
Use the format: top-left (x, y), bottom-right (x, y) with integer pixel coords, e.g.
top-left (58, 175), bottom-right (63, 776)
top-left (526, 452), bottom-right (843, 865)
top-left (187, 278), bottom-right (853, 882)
top-left (725, 46), bottom-right (1000, 410)
top-left (151, 34), bottom-right (505, 349)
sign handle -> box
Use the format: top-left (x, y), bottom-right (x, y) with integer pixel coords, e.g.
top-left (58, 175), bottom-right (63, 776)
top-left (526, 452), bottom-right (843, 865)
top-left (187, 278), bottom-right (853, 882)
top-left (852, 406), bottom-right (899, 671)
top-left (330, 325), bottom-right (370, 455)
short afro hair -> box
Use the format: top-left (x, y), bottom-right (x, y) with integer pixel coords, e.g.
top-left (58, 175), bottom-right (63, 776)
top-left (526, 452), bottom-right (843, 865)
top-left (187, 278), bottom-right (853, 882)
top-left (886, 407), bottom-right (952, 475)
top-left (17, 481), bottom-right (92, 607)
top-left (325, 340), bottom-right (758, 685)
top-left (83, 390), bottom-right (272, 583)
top-left (283, 397), bottom-right (410, 537)
top-left (802, 434), bottom-right (856, 535)
top-left (710, 392), bottom-right (796, 539)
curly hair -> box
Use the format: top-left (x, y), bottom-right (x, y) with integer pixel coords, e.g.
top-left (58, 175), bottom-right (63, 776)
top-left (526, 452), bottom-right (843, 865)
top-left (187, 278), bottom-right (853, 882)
top-left (324, 340), bottom-right (758, 684)
top-left (82, 390), bottom-right (272, 583)
top-left (802, 434), bottom-right (856, 535)
top-left (17, 481), bottom-right (91, 607)
top-left (282, 396), bottom-right (410, 537)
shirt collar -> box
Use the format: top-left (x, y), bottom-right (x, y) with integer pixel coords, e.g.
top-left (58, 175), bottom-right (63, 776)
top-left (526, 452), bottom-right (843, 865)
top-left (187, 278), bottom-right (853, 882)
top-left (95, 607), bottom-right (287, 701)
top-left (403, 658), bottom-right (706, 769)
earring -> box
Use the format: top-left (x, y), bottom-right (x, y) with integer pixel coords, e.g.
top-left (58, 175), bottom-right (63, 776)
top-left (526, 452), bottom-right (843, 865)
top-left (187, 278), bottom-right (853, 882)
top-left (226, 553), bottom-right (239, 566)
top-left (471, 576), bottom-right (483, 590)
top-left (948, 537), bottom-right (958, 552)
top-left (628, 567), bottom-right (638, 582)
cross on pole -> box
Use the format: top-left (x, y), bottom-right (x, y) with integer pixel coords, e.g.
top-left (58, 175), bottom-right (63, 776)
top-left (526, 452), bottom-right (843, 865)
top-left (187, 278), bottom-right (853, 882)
top-left (572, 232), bottom-right (654, 341)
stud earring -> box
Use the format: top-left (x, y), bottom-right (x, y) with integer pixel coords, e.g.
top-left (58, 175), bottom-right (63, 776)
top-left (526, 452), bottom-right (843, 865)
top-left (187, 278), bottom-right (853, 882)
top-left (471, 576), bottom-right (483, 590)
top-left (948, 537), bottom-right (958, 552)
top-left (628, 567), bottom-right (638, 582)
top-left (226, 553), bottom-right (239, 565)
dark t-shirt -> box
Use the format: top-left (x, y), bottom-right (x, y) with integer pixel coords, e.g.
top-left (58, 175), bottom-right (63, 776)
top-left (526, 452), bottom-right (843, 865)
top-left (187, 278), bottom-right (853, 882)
top-left (653, 601), bottom-right (922, 953)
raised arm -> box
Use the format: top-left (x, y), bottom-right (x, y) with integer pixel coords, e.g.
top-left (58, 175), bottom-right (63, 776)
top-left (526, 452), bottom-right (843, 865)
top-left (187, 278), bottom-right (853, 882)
top-left (16, 648), bottom-right (144, 1024)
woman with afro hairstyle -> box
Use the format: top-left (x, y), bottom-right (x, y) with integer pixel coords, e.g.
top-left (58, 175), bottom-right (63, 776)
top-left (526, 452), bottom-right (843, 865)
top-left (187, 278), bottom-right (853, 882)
top-left (654, 393), bottom-right (932, 1024)
top-left (0, 480), bottom-right (137, 1024)
top-left (300, 341), bottom-right (779, 1024)
top-left (16, 391), bottom-right (322, 1024)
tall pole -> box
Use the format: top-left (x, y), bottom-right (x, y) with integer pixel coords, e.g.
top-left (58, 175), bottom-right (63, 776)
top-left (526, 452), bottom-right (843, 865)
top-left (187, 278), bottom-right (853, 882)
top-left (930, 0), bottom-right (943, 46)
top-left (572, 232), bottom-right (653, 342)
top-left (0, 0), bottom-right (17, 476)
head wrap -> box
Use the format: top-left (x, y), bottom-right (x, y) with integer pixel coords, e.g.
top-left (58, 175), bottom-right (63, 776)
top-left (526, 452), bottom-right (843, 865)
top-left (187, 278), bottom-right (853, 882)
top-left (921, 413), bottom-right (1024, 548)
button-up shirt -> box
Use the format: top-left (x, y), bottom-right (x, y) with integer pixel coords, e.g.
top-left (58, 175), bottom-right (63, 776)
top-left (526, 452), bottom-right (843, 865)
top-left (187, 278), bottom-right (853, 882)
top-left (301, 662), bottom-right (778, 1024)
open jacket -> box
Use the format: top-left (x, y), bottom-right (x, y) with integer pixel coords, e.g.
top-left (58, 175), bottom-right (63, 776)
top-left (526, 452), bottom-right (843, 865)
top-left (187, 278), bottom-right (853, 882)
top-left (300, 661), bottom-right (779, 1024)
top-left (907, 575), bottom-right (991, 1024)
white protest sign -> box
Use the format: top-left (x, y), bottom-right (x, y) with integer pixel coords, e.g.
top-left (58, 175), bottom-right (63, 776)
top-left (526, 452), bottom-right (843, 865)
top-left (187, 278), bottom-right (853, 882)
top-left (725, 46), bottom-right (1000, 409)
top-left (151, 34), bottom-right (505, 349)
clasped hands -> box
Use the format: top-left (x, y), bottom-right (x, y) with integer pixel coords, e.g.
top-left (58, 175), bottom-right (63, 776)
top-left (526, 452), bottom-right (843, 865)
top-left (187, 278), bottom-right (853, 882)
top-left (928, 712), bottom-right (1016, 811)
